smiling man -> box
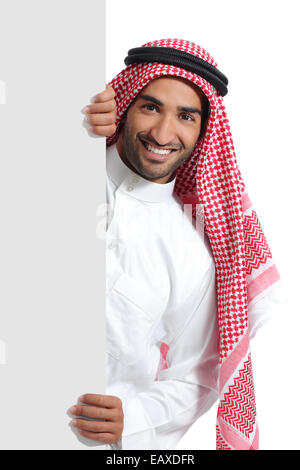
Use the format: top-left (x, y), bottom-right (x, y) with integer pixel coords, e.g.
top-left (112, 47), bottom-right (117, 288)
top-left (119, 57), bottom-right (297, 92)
top-left (69, 39), bottom-right (284, 451)
top-left (115, 76), bottom-right (207, 184)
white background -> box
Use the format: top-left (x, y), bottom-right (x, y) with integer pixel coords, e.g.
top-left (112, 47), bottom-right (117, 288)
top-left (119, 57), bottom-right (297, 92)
top-left (107, 0), bottom-right (300, 450)
top-left (0, 0), bottom-right (106, 449)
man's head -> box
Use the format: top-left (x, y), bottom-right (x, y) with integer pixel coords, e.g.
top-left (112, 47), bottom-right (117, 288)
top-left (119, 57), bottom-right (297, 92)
top-left (116, 76), bottom-right (208, 184)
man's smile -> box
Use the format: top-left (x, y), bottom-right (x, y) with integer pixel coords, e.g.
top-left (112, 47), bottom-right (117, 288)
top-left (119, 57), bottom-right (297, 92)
top-left (139, 137), bottom-right (180, 162)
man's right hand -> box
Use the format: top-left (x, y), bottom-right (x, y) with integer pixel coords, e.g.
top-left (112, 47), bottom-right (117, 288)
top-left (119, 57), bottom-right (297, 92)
top-left (83, 85), bottom-right (117, 137)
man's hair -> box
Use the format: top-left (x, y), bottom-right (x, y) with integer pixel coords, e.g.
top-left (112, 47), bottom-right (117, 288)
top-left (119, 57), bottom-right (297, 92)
top-left (199, 92), bottom-right (210, 140)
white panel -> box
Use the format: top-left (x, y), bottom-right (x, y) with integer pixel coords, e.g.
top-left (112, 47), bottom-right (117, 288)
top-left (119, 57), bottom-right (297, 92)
top-left (0, 0), bottom-right (106, 449)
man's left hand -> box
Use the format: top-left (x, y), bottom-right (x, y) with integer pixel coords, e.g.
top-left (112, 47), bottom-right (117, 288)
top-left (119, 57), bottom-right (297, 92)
top-left (69, 394), bottom-right (124, 444)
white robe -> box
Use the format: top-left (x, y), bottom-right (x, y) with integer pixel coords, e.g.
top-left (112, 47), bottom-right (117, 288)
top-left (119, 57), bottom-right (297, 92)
top-left (102, 143), bottom-right (283, 450)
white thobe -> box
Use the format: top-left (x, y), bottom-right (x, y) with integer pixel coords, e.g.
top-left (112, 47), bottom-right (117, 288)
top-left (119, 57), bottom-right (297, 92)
top-left (101, 143), bottom-right (285, 451)
top-left (104, 143), bottom-right (219, 450)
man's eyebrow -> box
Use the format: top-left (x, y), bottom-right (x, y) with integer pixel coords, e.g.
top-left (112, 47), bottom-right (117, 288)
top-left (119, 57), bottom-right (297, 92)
top-left (139, 94), bottom-right (164, 106)
top-left (138, 94), bottom-right (202, 116)
top-left (178, 106), bottom-right (202, 116)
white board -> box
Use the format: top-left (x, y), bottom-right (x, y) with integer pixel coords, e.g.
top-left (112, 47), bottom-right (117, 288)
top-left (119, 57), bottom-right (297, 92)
top-left (0, 0), bottom-right (106, 449)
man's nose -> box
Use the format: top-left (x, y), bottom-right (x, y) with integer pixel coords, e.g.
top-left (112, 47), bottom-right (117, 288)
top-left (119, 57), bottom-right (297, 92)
top-left (149, 115), bottom-right (177, 147)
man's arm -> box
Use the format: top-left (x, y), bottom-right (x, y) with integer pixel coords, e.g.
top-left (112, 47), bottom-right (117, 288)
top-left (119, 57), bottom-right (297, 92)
top-left (113, 260), bottom-right (219, 450)
top-left (69, 255), bottom-right (218, 449)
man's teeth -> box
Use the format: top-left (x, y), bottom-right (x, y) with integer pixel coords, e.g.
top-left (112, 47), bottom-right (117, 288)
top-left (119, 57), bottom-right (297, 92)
top-left (144, 141), bottom-right (173, 155)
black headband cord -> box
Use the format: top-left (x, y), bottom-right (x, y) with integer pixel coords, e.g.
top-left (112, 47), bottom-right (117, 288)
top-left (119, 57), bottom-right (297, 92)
top-left (124, 47), bottom-right (228, 97)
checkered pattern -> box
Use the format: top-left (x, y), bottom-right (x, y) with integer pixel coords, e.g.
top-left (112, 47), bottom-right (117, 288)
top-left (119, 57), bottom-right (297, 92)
top-left (106, 38), bottom-right (281, 450)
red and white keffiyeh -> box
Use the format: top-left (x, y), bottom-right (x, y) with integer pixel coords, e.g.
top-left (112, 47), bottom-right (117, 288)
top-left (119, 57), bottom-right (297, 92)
top-left (106, 38), bottom-right (282, 450)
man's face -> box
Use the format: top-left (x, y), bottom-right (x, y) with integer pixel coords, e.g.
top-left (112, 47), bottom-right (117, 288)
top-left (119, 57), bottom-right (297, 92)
top-left (116, 76), bottom-right (204, 184)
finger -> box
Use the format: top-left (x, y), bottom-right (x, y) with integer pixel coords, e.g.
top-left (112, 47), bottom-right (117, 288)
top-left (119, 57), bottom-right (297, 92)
top-left (93, 86), bottom-right (116, 103)
top-left (76, 428), bottom-right (116, 444)
top-left (79, 393), bottom-right (121, 409)
top-left (72, 418), bottom-right (115, 433)
top-left (70, 404), bottom-right (115, 421)
top-left (86, 111), bottom-right (116, 126)
top-left (88, 123), bottom-right (117, 137)
top-left (85, 101), bottom-right (116, 114)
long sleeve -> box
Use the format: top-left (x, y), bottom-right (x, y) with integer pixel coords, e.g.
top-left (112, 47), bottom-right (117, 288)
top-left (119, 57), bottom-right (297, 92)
top-left (114, 261), bottom-right (219, 450)
top-left (248, 280), bottom-right (288, 340)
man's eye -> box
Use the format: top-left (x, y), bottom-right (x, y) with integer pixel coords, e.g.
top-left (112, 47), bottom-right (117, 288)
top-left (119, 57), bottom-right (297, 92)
top-left (143, 104), bottom-right (158, 112)
top-left (181, 114), bottom-right (194, 121)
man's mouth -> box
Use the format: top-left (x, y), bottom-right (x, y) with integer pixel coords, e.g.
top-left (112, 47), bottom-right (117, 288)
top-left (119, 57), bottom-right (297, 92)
top-left (140, 138), bottom-right (177, 156)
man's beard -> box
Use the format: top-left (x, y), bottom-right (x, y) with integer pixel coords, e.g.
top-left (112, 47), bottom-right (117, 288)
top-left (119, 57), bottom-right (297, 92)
top-left (121, 120), bottom-right (196, 183)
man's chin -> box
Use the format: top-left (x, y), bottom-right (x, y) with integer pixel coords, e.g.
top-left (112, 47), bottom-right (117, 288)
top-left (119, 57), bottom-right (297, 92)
top-left (130, 162), bottom-right (163, 180)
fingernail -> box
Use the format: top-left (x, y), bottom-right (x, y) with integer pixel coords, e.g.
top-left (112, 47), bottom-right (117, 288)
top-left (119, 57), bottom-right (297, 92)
top-left (70, 406), bottom-right (77, 414)
top-left (83, 106), bottom-right (90, 113)
top-left (72, 419), bottom-right (77, 426)
top-left (88, 126), bottom-right (93, 133)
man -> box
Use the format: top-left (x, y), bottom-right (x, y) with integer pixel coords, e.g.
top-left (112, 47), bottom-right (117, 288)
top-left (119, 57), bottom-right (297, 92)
top-left (69, 39), bottom-right (284, 450)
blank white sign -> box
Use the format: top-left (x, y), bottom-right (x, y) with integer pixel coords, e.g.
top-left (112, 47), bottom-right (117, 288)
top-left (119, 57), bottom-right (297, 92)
top-left (0, 0), bottom-right (106, 449)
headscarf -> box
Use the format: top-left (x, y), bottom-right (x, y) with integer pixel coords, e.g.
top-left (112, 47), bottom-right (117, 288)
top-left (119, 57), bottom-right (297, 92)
top-left (106, 38), bottom-right (282, 450)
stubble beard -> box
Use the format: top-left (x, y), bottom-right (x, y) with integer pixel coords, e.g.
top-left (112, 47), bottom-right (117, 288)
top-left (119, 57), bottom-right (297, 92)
top-left (121, 120), bottom-right (196, 183)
